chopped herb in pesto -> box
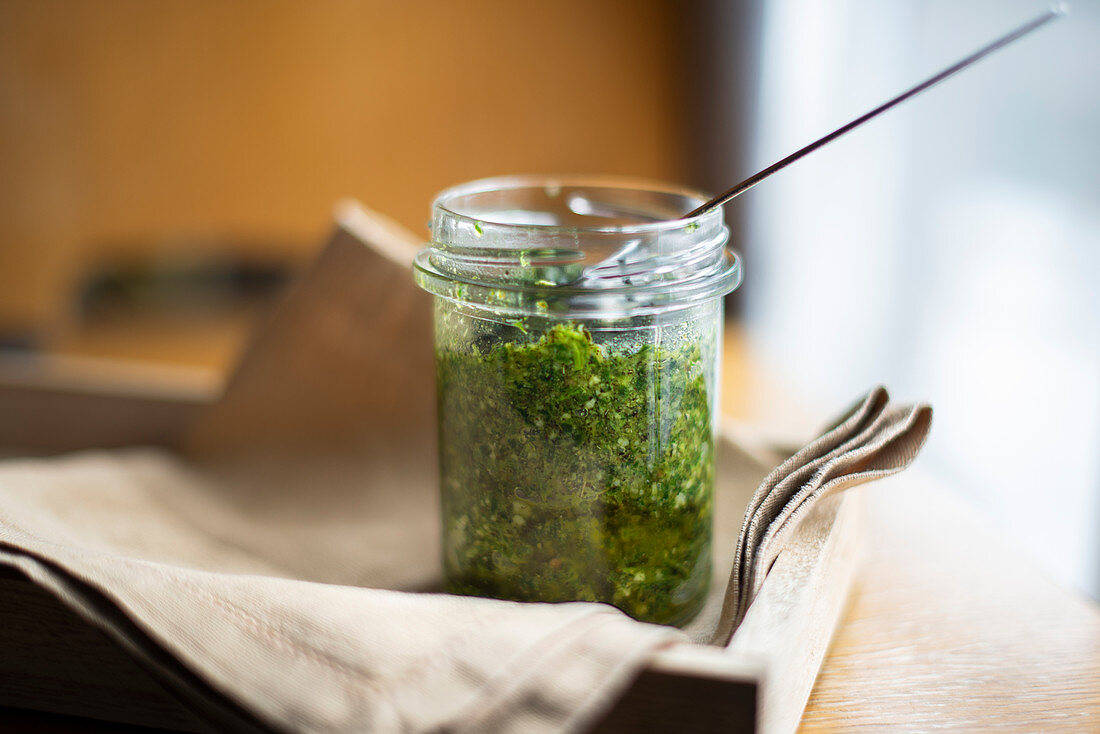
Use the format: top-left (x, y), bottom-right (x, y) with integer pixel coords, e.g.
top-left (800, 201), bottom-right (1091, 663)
top-left (436, 321), bottom-right (713, 626)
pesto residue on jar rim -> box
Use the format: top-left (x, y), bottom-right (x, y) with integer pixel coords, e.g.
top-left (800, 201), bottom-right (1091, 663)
top-left (414, 176), bottom-right (742, 319)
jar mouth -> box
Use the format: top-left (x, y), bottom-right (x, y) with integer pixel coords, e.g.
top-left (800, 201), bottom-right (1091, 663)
top-left (415, 175), bottom-right (742, 318)
top-left (433, 174), bottom-right (716, 235)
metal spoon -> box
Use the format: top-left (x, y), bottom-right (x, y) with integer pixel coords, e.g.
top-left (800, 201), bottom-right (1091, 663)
top-left (683, 4), bottom-right (1068, 219)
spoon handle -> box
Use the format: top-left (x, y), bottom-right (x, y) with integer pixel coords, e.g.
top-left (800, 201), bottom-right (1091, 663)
top-left (685, 4), bottom-right (1068, 219)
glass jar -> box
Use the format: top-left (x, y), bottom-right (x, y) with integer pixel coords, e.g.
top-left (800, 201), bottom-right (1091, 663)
top-left (414, 175), bottom-right (741, 626)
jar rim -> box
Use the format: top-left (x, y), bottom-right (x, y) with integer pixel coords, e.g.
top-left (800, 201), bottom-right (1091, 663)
top-left (432, 174), bottom-right (716, 235)
top-left (416, 174), bottom-right (742, 318)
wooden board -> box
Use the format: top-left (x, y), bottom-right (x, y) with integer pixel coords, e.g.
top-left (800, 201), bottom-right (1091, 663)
top-left (0, 496), bottom-right (859, 734)
top-left (0, 568), bottom-right (207, 733)
top-left (0, 354), bottom-right (216, 456)
top-left (0, 202), bottom-right (861, 733)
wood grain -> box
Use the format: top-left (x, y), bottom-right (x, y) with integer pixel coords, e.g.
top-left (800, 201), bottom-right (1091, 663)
top-left (798, 477), bottom-right (1100, 732)
top-left (593, 646), bottom-right (760, 734)
top-left (181, 202), bottom-right (435, 459)
top-left (731, 494), bottom-right (862, 734)
top-left (0, 571), bottom-right (206, 732)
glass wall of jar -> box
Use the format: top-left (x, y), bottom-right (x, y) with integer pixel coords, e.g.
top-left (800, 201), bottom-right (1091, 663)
top-left (415, 176), bottom-right (741, 626)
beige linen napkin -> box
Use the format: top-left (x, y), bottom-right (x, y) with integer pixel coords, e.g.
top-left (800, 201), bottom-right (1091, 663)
top-left (0, 455), bottom-right (677, 733)
top-left (0, 203), bottom-right (932, 733)
top-left (0, 405), bottom-right (927, 733)
top-left (716, 388), bottom-right (932, 640)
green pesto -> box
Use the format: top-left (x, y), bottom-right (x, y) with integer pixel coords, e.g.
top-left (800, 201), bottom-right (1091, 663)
top-left (436, 322), bottom-right (713, 626)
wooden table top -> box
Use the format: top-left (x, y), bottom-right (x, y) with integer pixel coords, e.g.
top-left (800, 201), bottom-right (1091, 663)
top-left (723, 325), bottom-right (1100, 732)
top-left (800, 475), bottom-right (1100, 731)
top-left (3, 321), bottom-right (1098, 732)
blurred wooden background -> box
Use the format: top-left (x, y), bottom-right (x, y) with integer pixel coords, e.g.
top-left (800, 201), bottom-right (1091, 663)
top-left (0, 0), bottom-right (701, 343)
